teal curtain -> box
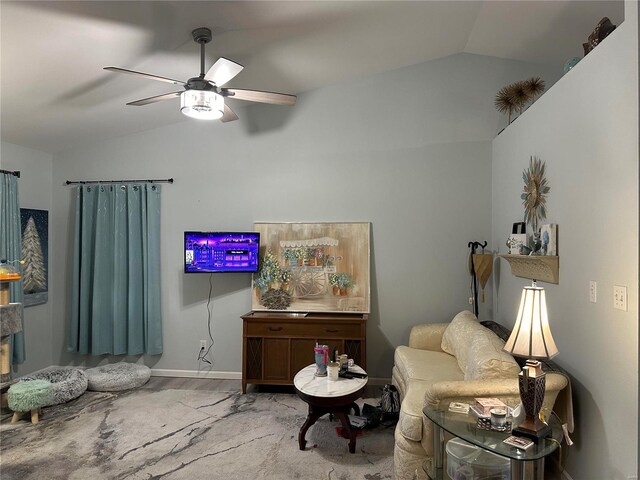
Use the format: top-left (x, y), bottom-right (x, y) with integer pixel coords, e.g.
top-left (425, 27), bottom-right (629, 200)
top-left (0, 173), bottom-right (26, 364)
top-left (67, 184), bottom-right (163, 355)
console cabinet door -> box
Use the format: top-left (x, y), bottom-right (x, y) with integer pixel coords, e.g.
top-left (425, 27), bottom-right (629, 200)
top-left (290, 339), bottom-right (317, 378)
top-left (263, 338), bottom-right (289, 380)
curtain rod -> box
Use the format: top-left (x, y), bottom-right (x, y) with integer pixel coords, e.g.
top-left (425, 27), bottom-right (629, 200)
top-left (65, 178), bottom-right (173, 186)
top-left (0, 169), bottom-right (20, 178)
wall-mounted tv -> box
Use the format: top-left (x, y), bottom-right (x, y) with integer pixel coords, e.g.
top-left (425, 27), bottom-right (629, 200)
top-left (184, 232), bottom-right (260, 273)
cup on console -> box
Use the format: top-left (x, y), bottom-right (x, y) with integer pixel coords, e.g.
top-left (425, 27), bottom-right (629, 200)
top-left (327, 362), bottom-right (340, 381)
top-left (338, 354), bottom-right (348, 370)
top-left (314, 345), bottom-right (329, 376)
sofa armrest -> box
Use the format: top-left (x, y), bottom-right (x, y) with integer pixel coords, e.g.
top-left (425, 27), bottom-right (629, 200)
top-left (424, 373), bottom-right (568, 411)
top-left (408, 323), bottom-right (449, 351)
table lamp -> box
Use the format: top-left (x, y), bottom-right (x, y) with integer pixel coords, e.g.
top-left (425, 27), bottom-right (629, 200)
top-left (503, 281), bottom-right (558, 441)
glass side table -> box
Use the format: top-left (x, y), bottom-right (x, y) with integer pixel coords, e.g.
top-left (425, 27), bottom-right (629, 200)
top-left (423, 405), bottom-right (563, 480)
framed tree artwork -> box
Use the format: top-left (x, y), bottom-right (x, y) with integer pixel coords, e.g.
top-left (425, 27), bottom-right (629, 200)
top-left (252, 222), bottom-right (371, 313)
top-left (20, 208), bottom-right (48, 307)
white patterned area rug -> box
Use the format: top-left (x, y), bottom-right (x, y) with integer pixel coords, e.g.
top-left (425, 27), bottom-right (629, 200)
top-left (0, 388), bottom-right (394, 479)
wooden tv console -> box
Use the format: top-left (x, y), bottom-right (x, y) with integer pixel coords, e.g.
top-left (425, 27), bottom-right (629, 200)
top-left (241, 311), bottom-right (367, 393)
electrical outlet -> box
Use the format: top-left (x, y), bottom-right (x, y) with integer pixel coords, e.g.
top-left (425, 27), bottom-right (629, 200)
top-left (589, 281), bottom-right (597, 303)
top-left (200, 340), bottom-right (207, 351)
top-left (613, 285), bottom-right (627, 311)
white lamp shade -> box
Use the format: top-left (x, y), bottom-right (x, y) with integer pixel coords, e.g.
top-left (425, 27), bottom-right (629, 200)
top-left (180, 90), bottom-right (224, 120)
top-left (504, 285), bottom-right (559, 359)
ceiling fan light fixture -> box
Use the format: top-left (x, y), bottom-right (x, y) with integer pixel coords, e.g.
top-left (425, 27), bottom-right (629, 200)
top-left (180, 90), bottom-right (224, 120)
top-left (106, 27), bottom-right (295, 122)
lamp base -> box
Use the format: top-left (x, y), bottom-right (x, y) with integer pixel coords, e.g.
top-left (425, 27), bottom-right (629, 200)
top-left (512, 419), bottom-right (552, 443)
top-left (515, 359), bottom-right (551, 443)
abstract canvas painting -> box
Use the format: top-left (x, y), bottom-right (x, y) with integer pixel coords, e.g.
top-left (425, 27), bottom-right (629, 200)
top-left (20, 208), bottom-right (48, 307)
top-left (252, 222), bottom-right (370, 313)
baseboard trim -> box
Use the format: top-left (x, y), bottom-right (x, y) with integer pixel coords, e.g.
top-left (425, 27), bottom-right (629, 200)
top-left (550, 457), bottom-right (574, 480)
top-left (368, 377), bottom-right (391, 386)
top-left (151, 369), bottom-right (242, 380)
top-left (150, 369), bottom-right (391, 385)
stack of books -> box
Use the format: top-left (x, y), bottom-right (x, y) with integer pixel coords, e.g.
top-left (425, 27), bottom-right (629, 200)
top-left (471, 397), bottom-right (508, 418)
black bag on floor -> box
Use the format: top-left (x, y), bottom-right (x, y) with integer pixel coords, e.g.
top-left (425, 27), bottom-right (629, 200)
top-left (362, 403), bottom-right (383, 428)
top-left (380, 384), bottom-right (400, 415)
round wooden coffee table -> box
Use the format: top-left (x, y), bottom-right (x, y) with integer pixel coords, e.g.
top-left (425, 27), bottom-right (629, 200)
top-left (293, 364), bottom-right (368, 454)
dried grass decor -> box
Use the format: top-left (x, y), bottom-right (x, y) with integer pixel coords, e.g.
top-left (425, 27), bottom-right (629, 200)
top-left (494, 77), bottom-right (546, 124)
top-left (524, 77), bottom-right (545, 99)
top-left (510, 81), bottom-right (529, 114)
top-left (494, 85), bottom-right (518, 124)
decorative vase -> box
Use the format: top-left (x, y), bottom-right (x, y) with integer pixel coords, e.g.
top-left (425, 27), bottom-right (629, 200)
top-left (332, 286), bottom-right (340, 296)
top-left (583, 17), bottom-right (616, 56)
top-left (563, 57), bottom-right (580, 74)
top-left (339, 287), bottom-right (348, 296)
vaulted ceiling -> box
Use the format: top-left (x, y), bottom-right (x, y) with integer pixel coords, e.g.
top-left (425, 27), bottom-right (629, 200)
top-left (0, 1), bottom-right (624, 153)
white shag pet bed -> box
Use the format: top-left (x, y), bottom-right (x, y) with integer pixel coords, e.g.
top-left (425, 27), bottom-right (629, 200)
top-left (22, 367), bottom-right (88, 407)
top-left (85, 363), bottom-right (151, 392)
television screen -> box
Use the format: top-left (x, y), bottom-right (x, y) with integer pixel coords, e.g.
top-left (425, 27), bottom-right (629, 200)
top-left (184, 232), bottom-right (260, 273)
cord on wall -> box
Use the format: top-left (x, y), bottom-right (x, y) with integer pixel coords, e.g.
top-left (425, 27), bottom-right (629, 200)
top-left (197, 273), bottom-right (215, 368)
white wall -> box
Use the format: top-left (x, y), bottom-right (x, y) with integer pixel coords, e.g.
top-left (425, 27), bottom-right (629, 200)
top-left (49, 53), bottom-right (558, 378)
top-left (491, 3), bottom-right (638, 478)
top-left (0, 141), bottom-right (53, 375)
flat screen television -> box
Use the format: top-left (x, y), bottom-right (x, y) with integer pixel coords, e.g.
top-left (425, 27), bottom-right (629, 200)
top-left (184, 231), bottom-right (260, 273)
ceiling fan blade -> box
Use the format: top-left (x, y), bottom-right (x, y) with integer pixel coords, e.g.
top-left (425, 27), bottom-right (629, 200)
top-left (126, 91), bottom-right (183, 106)
top-left (220, 104), bottom-right (239, 123)
top-left (203, 57), bottom-right (244, 87)
top-left (223, 88), bottom-right (296, 106)
top-left (104, 67), bottom-right (185, 86)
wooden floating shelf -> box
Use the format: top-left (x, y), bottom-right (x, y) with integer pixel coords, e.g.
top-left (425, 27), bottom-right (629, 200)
top-left (499, 255), bottom-right (559, 284)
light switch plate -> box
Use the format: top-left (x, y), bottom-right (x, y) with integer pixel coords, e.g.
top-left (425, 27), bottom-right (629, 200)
top-left (613, 285), bottom-right (627, 311)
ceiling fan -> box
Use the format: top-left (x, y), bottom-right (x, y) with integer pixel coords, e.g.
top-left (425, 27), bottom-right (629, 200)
top-left (104, 27), bottom-right (296, 122)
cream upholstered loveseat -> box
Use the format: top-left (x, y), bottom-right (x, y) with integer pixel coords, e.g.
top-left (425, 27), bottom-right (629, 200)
top-left (392, 311), bottom-right (572, 480)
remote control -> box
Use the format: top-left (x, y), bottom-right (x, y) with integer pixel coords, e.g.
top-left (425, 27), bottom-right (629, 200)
top-left (339, 371), bottom-right (368, 379)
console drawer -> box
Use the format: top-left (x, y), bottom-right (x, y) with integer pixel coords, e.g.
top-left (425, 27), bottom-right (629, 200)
top-left (246, 321), bottom-right (360, 338)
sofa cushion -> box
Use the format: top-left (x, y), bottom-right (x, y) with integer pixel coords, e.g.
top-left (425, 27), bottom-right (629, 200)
top-left (394, 346), bottom-right (463, 441)
top-left (440, 310), bottom-right (481, 374)
top-left (441, 311), bottom-right (520, 381)
top-left (465, 331), bottom-right (520, 380)
top-left (394, 346), bottom-right (463, 384)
